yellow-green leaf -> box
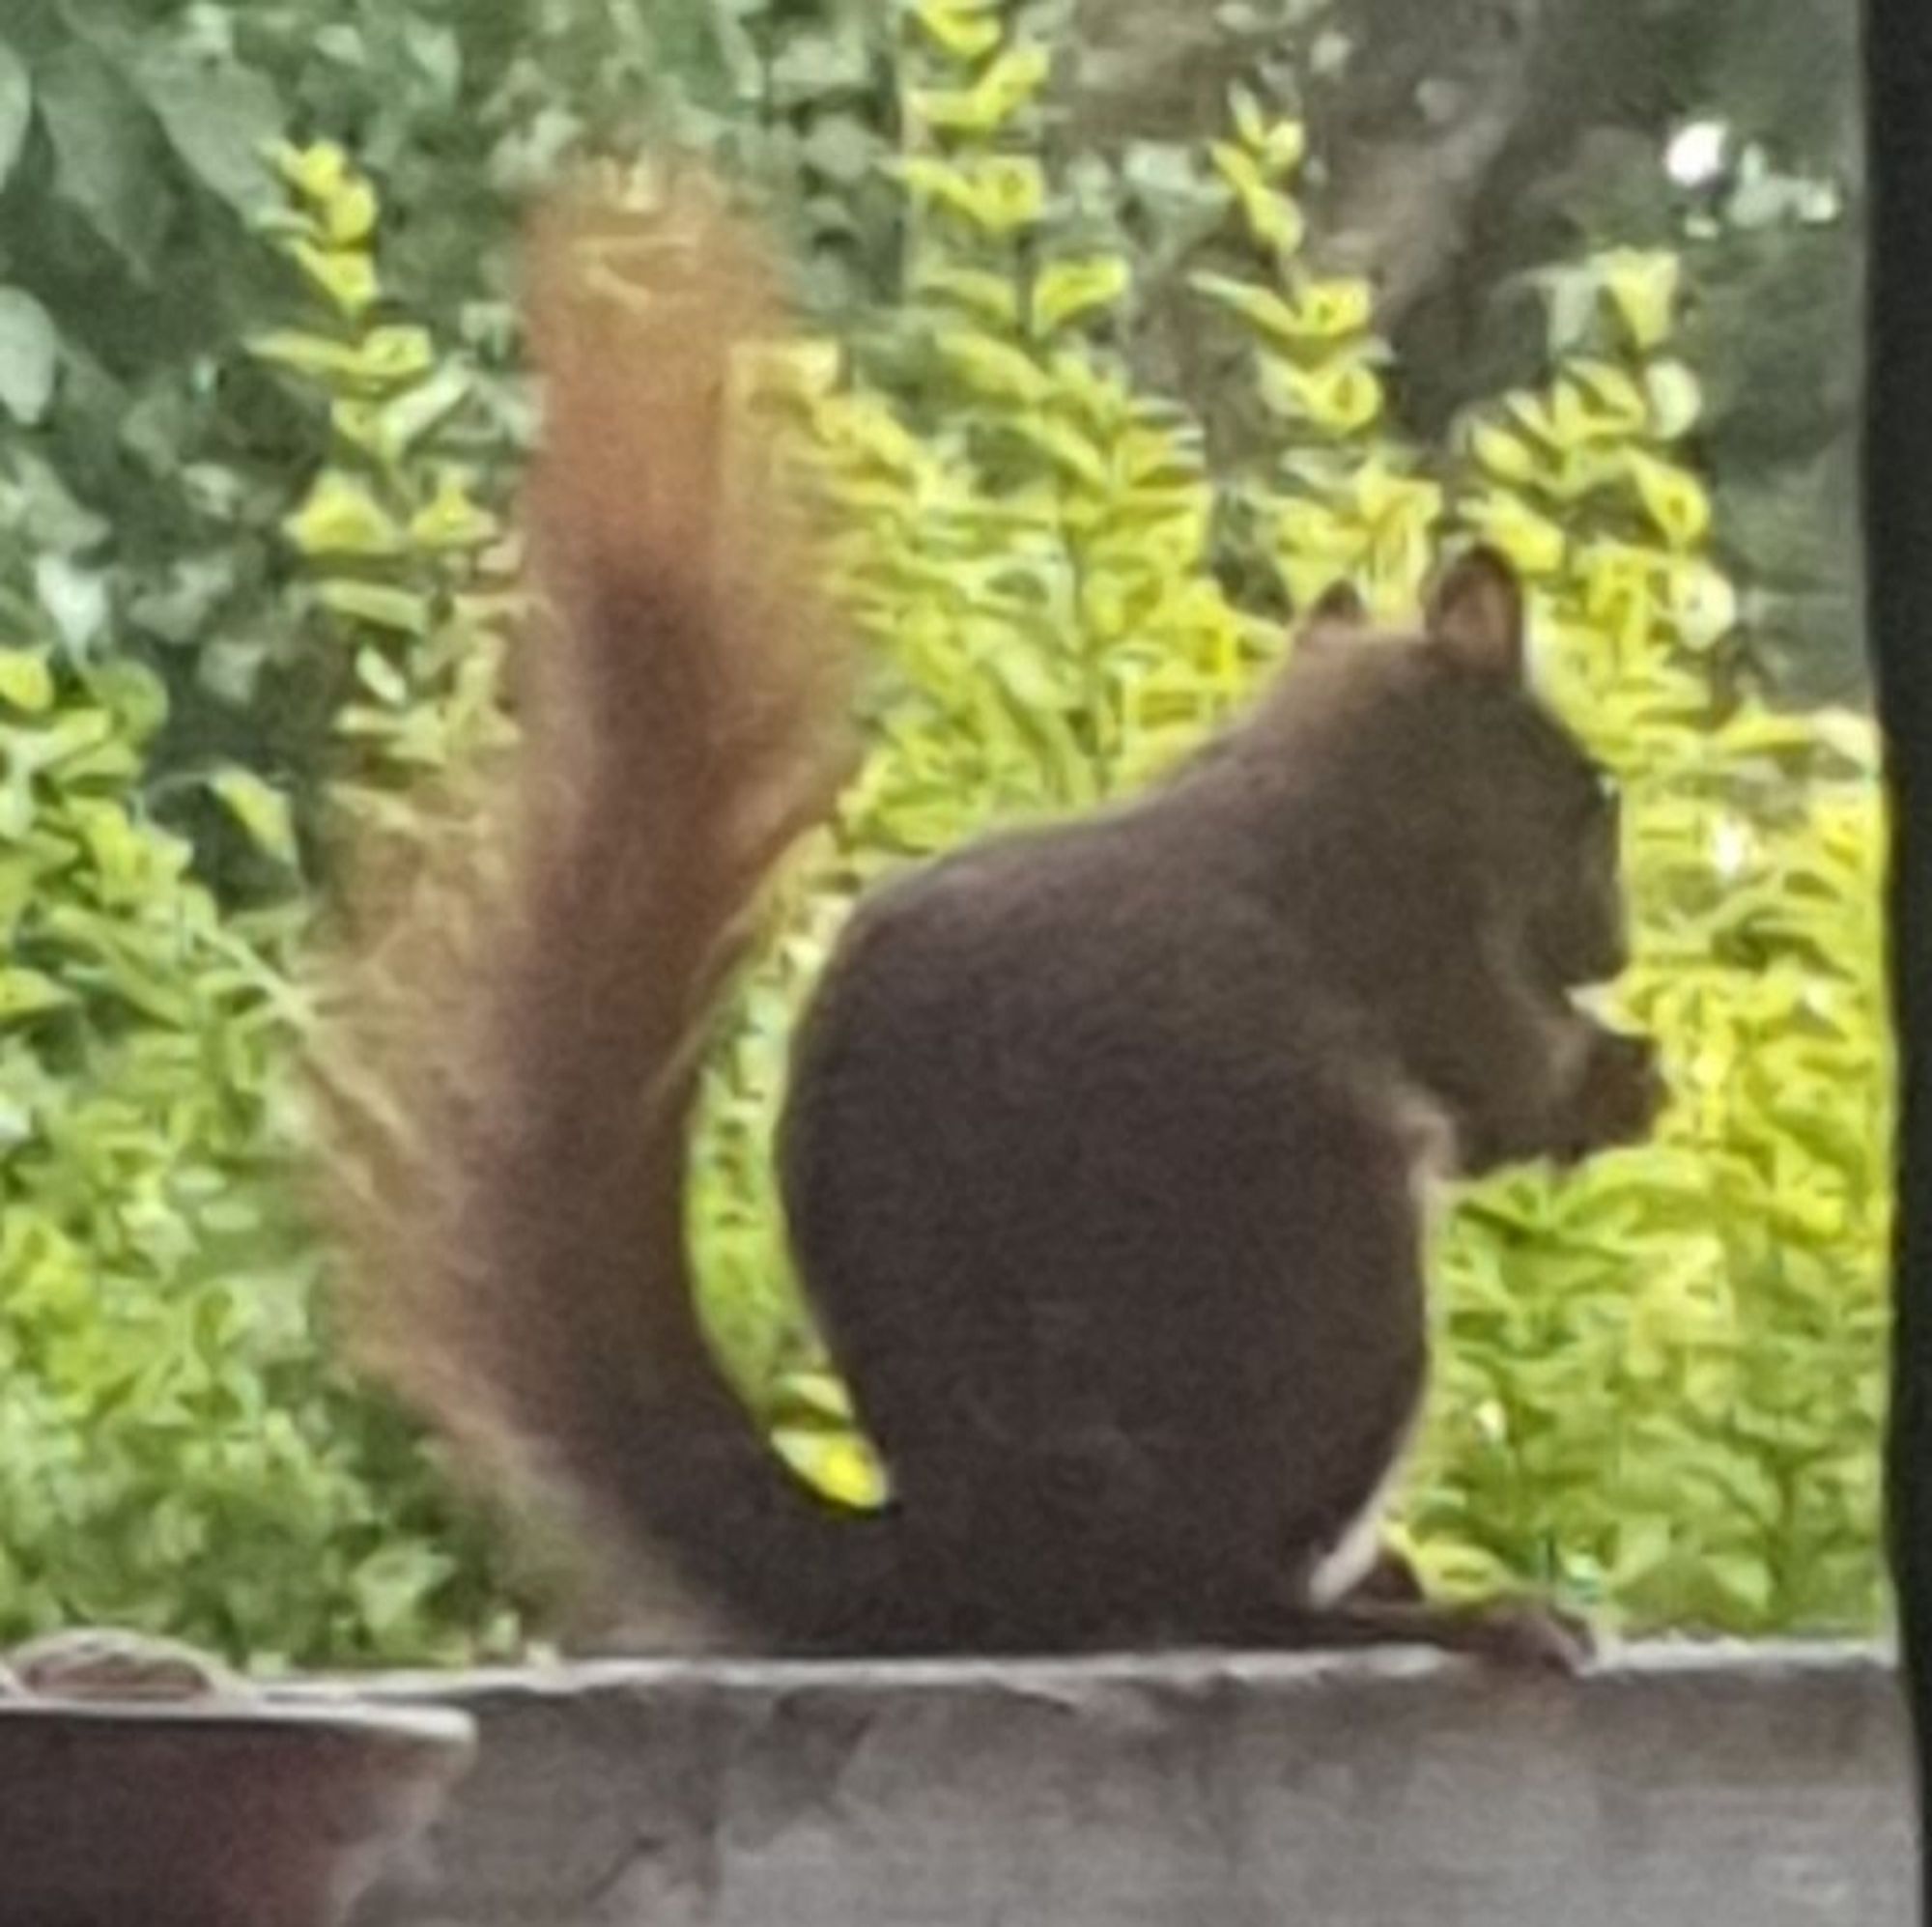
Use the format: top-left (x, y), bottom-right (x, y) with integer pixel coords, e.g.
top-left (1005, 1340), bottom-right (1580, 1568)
top-left (1008, 411), bottom-right (1109, 488)
top-left (774, 1426), bottom-right (891, 1510)
top-left (1286, 277), bottom-right (1372, 339)
top-left (1567, 359), bottom-right (1650, 435)
top-left (315, 581), bottom-right (433, 636)
top-left (1230, 86), bottom-right (1268, 150)
top-left (1192, 272), bottom-right (1370, 348)
top-left (1210, 144), bottom-right (1308, 256)
top-left (1260, 118), bottom-right (1308, 178)
top-left (409, 473), bottom-right (497, 551)
top-left (1209, 140), bottom-right (1265, 199)
top-left (1033, 254), bottom-right (1130, 334)
top-left (0, 968), bottom-right (75, 1019)
top-left (274, 140), bottom-right (351, 204)
top-left (1241, 186), bottom-right (1305, 258)
top-left (284, 474), bottom-right (404, 558)
top-left (1661, 557), bottom-right (1739, 649)
top-left (902, 156), bottom-right (1045, 236)
top-left (249, 328), bottom-right (364, 383)
top-left (1467, 422), bottom-right (1540, 485)
top-left (1644, 360), bottom-right (1703, 440)
top-left (330, 399), bottom-right (387, 459)
top-left (1457, 491), bottom-right (1569, 576)
top-left (90, 662), bottom-right (168, 741)
top-left (251, 325), bottom-right (433, 394)
top-left (972, 156), bottom-right (1046, 235)
top-left (1600, 248), bottom-right (1681, 353)
top-left (913, 264), bottom-right (1022, 328)
top-left (355, 645), bottom-right (411, 706)
top-left (1272, 495), bottom-right (1351, 554)
top-left (934, 326), bottom-right (1048, 403)
top-left (0, 650), bottom-right (54, 714)
top-left (291, 241), bottom-right (378, 321)
top-left (1259, 354), bottom-right (1381, 434)
top-left (912, 44), bottom-right (1050, 135)
top-left (911, 1), bottom-right (1003, 59)
top-left (208, 769), bottom-right (298, 865)
top-left (1628, 451), bottom-right (1712, 548)
top-left (355, 326), bottom-right (436, 387)
top-left (1190, 272), bottom-right (1295, 336)
top-left (319, 176), bottom-right (378, 249)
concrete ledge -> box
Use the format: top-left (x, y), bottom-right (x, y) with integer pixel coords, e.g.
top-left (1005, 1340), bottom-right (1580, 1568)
top-left (325, 1643), bottom-right (1912, 1926)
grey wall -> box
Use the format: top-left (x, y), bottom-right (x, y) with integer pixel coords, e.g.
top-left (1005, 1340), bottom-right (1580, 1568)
top-left (328, 1643), bottom-right (1912, 1927)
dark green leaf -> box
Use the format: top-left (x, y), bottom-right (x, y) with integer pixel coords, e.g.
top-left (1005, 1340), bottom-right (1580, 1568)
top-left (131, 42), bottom-right (282, 217)
top-left (0, 287), bottom-right (58, 424)
top-left (0, 40), bottom-right (31, 192)
top-left (37, 44), bottom-right (172, 276)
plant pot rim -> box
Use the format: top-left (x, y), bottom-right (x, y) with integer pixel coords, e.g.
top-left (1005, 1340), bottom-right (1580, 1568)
top-left (0, 1691), bottom-right (475, 1750)
top-left (0, 1690), bottom-right (476, 1924)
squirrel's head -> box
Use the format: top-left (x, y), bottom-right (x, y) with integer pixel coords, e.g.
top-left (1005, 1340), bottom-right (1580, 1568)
top-left (1286, 546), bottom-right (1629, 993)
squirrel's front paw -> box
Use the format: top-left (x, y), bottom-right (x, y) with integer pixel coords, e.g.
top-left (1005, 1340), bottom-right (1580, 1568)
top-left (1556, 1028), bottom-right (1664, 1164)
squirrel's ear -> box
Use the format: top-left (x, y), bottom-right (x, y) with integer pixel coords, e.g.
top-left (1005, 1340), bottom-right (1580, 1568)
top-left (1296, 578), bottom-right (1369, 650)
top-left (1424, 545), bottom-right (1524, 681)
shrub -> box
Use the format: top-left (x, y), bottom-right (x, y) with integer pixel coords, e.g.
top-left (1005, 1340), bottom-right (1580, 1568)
top-left (0, 555), bottom-right (518, 1666)
top-left (1418, 270), bottom-right (1888, 1634)
top-left (0, 139), bottom-right (525, 1668)
top-left (0, 0), bottom-right (1883, 1655)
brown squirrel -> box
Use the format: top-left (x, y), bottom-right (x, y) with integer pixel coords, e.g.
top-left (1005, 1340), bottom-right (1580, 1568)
top-left (319, 178), bottom-right (1663, 1667)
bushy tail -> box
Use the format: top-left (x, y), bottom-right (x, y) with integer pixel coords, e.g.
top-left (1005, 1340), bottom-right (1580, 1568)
top-left (313, 174), bottom-right (900, 1649)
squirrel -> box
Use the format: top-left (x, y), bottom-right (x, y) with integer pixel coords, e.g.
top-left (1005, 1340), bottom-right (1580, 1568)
top-left (316, 175), bottom-right (1664, 1668)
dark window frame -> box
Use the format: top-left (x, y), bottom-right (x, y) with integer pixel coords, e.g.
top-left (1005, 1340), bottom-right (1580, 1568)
top-left (1864, 2), bottom-right (1932, 1908)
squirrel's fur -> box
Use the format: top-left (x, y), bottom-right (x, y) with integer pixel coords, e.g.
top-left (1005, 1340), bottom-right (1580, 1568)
top-left (317, 178), bottom-right (1661, 1661)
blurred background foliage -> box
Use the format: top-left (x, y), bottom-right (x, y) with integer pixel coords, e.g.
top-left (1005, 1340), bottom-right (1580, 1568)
top-left (0, 0), bottom-right (1879, 1665)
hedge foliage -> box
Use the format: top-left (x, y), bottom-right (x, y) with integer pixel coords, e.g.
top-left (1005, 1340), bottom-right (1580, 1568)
top-left (0, 0), bottom-right (1886, 1661)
